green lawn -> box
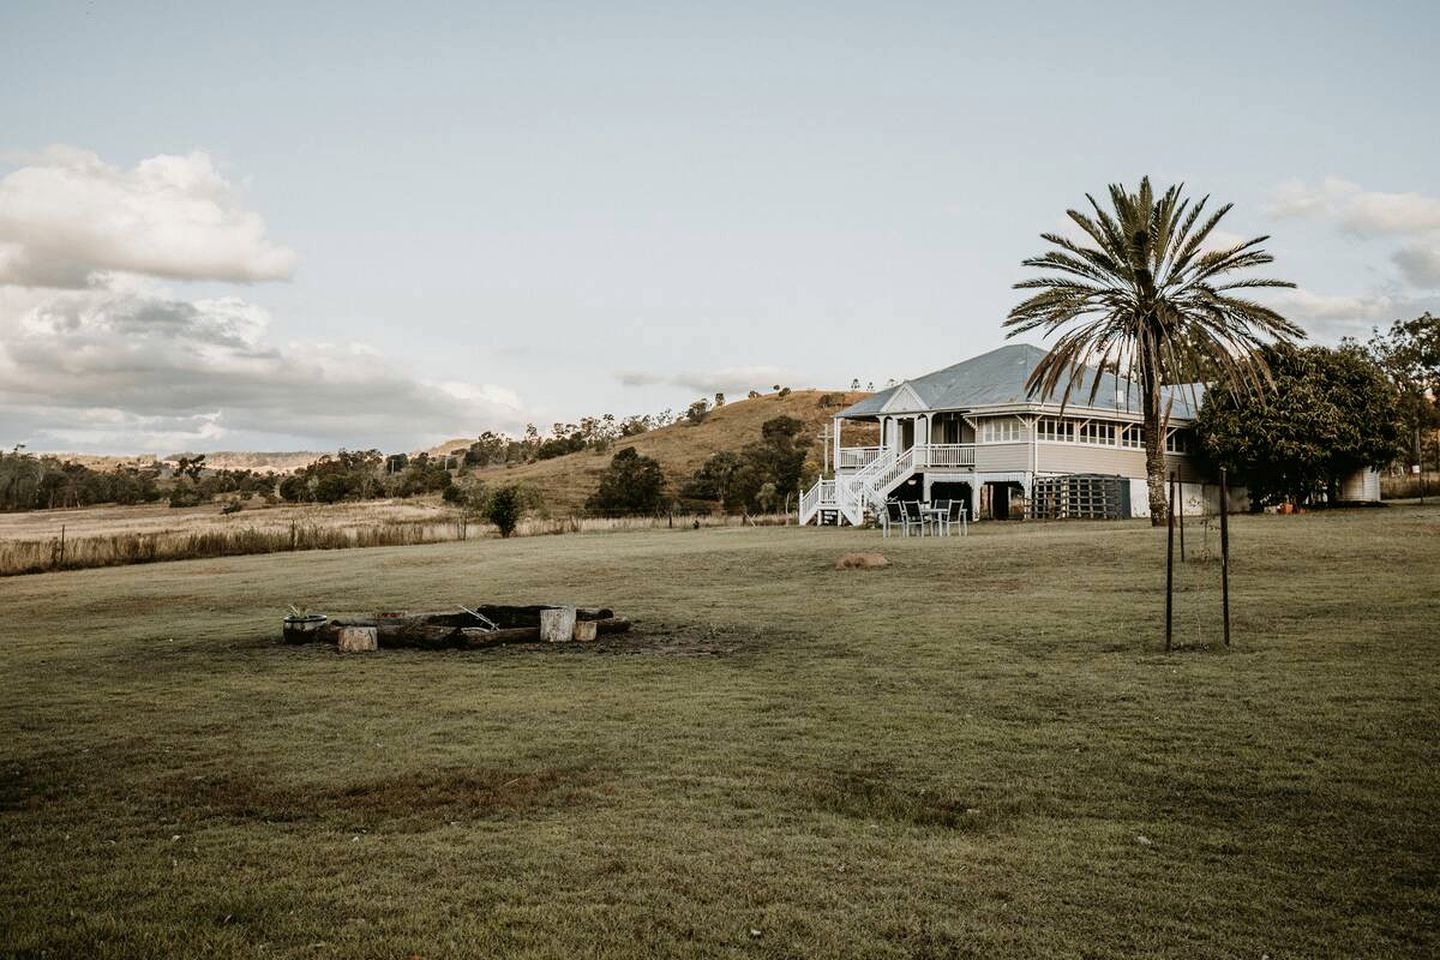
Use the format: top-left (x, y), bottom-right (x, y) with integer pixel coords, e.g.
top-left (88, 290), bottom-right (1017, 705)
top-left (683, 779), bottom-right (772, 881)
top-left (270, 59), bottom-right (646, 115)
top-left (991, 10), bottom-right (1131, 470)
top-left (2, 508), bottom-right (1436, 958)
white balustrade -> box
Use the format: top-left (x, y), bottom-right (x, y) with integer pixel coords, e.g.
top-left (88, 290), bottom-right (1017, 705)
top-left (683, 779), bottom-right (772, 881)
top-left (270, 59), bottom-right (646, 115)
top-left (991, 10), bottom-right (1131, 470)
top-left (802, 444), bottom-right (978, 524)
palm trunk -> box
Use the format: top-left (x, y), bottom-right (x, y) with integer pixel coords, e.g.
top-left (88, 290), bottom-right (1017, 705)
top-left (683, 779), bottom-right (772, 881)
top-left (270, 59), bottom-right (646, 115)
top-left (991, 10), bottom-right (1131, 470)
top-left (1142, 339), bottom-right (1168, 527)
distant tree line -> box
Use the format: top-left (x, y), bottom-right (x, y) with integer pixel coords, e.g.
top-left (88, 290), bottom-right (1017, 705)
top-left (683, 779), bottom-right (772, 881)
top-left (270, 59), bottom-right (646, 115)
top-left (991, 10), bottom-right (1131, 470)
top-left (2, 388), bottom-right (821, 515)
top-left (0, 448), bottom-right (164, 511)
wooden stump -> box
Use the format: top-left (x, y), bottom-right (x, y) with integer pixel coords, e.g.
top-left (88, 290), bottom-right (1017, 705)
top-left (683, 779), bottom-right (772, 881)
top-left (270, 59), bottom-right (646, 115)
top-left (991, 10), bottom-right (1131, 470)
top-left (540, 606), bottom-right (577, 643)
top-left (572, 620), bottom-right (598, 642)
top-left (337, 626), bottom-right (378, 653)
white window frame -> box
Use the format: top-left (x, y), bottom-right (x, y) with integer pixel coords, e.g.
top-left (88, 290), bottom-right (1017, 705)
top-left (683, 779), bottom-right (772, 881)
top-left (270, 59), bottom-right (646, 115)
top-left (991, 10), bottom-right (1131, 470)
top-left (1036, 417), bottom-right (1074, 442)
top-left (1165, 428), bottom-right (1192, 455)
top-left (979, 417), bottom-right (1024, 444)
top-left (1077, 421), bottom-right (1117, 446)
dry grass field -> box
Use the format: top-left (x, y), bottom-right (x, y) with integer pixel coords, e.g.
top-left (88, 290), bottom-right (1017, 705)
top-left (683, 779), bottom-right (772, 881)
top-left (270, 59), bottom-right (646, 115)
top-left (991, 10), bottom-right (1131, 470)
top-left (2, 506), bottom-right (1437, 958)
top-left (0, 498), bottom-right (789, 576)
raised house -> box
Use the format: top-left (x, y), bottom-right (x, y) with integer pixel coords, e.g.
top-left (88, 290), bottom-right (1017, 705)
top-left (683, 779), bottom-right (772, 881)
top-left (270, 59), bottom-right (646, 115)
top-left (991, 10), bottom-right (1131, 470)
top-left (799, 343), bottom-right (1212, 525)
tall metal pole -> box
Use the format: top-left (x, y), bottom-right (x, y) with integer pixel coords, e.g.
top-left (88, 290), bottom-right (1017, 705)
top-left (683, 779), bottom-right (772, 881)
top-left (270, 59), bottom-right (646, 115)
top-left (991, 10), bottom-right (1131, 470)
top-left (1220, 467), bottom-right (1231, 648)
top-left (1166, 471), bottom-right (1175, 652)
top-left (1177, 476), bottom-right (1186, 561)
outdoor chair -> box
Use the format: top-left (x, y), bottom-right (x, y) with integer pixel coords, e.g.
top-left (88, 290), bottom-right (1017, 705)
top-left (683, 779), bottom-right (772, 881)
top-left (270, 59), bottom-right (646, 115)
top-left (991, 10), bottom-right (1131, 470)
top-left (900, 500), bottom-right (931, 537)
top-left (948, 500), bottom-right (969, 536)
top-left (932, 499), bottom-right (952, 536)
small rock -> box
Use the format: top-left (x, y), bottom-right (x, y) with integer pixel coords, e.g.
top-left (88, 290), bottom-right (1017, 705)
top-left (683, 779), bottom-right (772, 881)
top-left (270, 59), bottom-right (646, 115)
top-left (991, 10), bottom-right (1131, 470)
top-left (1137, 835), bottom-right (1152, 846)
top-left (748, 928), bottom-right (762, 939)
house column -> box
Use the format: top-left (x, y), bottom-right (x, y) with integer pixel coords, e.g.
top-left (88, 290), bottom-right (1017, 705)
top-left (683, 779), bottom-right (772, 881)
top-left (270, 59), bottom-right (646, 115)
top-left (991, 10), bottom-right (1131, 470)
top-left (832, 417), bottom-right (842, 477)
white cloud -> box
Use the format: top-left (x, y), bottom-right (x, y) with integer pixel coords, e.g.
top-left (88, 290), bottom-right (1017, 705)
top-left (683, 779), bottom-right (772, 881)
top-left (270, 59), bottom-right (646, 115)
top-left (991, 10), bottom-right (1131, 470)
top-left (1267, 177), bottom-right (1440, 236)
top-left (0, 146), bottom-right (532, 453)
top-left (0, 281), bottom-right (531, 452)
top-left (0, 145), bottom-right (297, 287)
top-left (617, 364), bottom-right (805, 395)
top-left (1392, 243), bottom-right (1440, 288)
top-left (1270, 287), bottom-right (1440, 341)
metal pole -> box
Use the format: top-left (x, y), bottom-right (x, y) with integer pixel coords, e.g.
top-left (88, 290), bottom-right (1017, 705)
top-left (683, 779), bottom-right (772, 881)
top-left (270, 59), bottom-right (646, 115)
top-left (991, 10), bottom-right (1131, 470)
top-left (1177, 476), bottom-right (1186, 561)
top-left (1166, 471), bottom-right (1175, 652)
top-left (1220, 468), bottom-right (1231, 648)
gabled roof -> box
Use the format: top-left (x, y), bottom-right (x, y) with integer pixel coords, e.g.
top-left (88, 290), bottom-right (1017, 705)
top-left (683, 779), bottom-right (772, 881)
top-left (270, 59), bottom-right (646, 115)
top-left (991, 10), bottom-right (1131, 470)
top-left (837, 342), bottom-right (1200, 419)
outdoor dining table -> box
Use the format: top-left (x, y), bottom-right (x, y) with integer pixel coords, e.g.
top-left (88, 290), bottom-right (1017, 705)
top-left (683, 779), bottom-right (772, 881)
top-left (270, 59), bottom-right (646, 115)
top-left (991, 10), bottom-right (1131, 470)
top-left (920, 503), bottom-right (950, 534)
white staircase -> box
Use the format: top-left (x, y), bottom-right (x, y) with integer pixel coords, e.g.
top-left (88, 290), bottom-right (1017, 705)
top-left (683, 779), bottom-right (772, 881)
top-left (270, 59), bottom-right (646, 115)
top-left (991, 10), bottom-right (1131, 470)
top-left (800, 445), bottom-right (921, 526)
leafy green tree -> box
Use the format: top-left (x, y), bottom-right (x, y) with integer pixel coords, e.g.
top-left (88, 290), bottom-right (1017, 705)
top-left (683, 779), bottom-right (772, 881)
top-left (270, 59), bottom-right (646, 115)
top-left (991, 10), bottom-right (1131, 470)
top-left (485, 483), bottom-right (532, 537)
top-left (686, 416), bottom-right (808, 514)
top-left (742, 415), bottom-right (807, 508)
top-left (1196, 343), bottom-right (1404, 506)
top-left (1365, 312), bottom-right (1440, 466)
top-left (586, 447), bottom-right (666, 515)
top-left (1005, 177), bottom-right (1302, 523)
top-left (682, 450), bottom-right (747, 511)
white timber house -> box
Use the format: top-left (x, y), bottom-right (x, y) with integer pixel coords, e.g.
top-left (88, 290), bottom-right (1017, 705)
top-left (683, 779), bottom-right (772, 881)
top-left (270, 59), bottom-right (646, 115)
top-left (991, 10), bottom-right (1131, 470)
top-left (799, 343), bottom-right (1216, 525)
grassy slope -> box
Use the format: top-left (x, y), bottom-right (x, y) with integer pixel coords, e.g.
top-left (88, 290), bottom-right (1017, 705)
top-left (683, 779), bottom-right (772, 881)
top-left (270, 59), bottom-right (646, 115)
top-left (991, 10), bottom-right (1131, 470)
top-left (461, 390), bottom-right (876, 514)
top-left (2, 508), bottom-right (1437, 958)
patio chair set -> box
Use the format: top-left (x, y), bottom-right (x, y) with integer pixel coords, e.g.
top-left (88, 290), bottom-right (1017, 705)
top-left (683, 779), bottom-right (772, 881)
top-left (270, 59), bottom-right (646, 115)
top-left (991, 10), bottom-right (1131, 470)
top-left (878, 499), bottom-right (968, 537)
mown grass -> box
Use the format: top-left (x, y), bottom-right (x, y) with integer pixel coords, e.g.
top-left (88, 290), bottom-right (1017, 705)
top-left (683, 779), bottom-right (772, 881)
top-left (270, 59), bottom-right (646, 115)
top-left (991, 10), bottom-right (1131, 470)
top-left (1, 507), bottom-right (1437, 958)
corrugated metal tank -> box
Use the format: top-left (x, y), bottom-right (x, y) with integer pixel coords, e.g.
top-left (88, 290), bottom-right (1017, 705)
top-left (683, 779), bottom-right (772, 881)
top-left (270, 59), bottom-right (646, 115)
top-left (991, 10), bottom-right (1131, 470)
top-left (1340, 468), bottom-right (1381, 501)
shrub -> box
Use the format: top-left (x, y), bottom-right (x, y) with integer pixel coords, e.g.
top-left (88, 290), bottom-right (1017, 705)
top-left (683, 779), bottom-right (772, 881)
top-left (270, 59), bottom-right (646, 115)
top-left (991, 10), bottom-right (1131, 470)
top-left (168, 485), bottom-right (207, 508)
top-left (278, 474), bottom-right (310, 502)
top-left (685, 399), bottom-right (710, 425)
top-left (485, 484), bottom-right (531, 537)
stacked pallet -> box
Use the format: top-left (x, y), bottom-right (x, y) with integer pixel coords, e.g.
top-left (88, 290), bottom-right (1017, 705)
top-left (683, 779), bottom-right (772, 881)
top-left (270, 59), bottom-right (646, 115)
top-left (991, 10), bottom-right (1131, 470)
top-left (1029, 474), bottom-right (1130, 520)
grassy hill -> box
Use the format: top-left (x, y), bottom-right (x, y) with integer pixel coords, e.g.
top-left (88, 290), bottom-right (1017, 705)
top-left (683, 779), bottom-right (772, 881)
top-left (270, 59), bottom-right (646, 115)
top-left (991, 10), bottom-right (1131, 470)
top-left (464, 389), bottom-right (876, 514)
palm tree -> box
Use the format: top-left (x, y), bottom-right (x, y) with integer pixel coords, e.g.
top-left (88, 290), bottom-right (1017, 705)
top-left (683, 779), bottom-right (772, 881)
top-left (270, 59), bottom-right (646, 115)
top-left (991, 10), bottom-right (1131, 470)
top-left (1005, 177), bottom-right (1303, 524)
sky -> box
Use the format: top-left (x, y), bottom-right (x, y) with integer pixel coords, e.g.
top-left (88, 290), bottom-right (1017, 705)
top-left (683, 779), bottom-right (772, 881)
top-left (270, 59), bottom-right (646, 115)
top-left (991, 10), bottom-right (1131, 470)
top-left (1, 0), bottom-right (1437, 454)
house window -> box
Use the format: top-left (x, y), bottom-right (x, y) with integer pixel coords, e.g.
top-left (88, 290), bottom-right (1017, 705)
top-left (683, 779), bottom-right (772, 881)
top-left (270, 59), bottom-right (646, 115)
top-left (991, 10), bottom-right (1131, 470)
top-left (1036, 418), bottom-right (1074, 442)
top-left (1078, 421), bottom-right (1116, 445)
top-left (1165, 429), bottom-right (1192, 454)
top-left (1121, 425), bottom-right (1145, 449)
top-left (980, 418), bottom-right (1023, 443)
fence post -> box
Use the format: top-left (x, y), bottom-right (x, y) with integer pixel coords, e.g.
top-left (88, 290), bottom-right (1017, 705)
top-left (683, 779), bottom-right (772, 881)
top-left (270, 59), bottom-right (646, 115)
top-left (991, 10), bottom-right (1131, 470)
top-left (1220, 467), bottom-right (1231, 648)
top-left (1166, 472), bottom-right (1175, 652)
top-left (59, 524), bottom-right (66, 568)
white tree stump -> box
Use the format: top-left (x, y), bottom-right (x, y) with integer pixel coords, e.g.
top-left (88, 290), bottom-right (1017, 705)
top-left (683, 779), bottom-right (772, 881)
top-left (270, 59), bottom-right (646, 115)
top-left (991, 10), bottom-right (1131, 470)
top-left (336, 626), bottom-right (378, 653)
top-left (572, 620), bottom-right (598, 642)
top-left (539, 607), bottom-right (577, 643)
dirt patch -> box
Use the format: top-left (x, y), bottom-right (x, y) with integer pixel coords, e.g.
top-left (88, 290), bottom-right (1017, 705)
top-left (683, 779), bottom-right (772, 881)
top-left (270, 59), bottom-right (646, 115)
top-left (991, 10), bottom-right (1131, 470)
top-left (835, 552), bottom-right (888, 570)
top-left (485, 622), bottom-right (756, 658)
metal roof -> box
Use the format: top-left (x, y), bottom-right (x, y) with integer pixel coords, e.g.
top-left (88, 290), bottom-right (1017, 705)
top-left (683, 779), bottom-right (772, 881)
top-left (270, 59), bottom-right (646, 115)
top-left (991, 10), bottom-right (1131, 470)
top-left (836, 343), bottom-right (1201, 419)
